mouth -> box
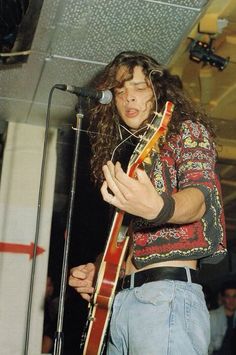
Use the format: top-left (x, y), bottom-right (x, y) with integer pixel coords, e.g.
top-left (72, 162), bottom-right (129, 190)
top-left (125, 108), bottom-right (139, 118)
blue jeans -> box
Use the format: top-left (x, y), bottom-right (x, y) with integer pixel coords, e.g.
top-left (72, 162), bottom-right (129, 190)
top-left (107, 269), bottom-right (210, 355)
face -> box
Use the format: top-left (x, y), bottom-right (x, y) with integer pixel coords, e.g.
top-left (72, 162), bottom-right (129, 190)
top-left (114, 65), bottom-right (154, 130)
top-left (222, 289), bottom-right (236, 314)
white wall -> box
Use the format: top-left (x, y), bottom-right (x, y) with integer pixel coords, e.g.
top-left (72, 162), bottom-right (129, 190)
top-left (0, 122), bottom-right (57, 355)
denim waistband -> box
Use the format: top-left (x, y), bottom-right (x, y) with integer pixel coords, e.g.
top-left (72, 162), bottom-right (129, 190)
top-left (116, 266), bottom-right (199, 291)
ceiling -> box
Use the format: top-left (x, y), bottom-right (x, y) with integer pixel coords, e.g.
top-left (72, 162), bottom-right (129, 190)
top-left (0, 0), bottom-right (236, 264)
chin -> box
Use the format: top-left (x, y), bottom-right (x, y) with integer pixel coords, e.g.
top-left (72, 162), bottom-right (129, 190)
top-left (126, 119), bottom-right (146, 130)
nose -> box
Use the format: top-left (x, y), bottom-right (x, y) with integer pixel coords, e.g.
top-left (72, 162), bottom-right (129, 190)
top-left (125, 91), bottom-right (136, 102)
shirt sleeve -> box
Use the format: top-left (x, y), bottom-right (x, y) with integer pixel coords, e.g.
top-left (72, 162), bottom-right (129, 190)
top-left (172, 120), bottom-right (226, 262)
top-left (173, 120), bottom-right (217, 193)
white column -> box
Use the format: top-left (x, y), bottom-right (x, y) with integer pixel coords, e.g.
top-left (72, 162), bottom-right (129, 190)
top-left (0, 122), bottom-right (57, 355)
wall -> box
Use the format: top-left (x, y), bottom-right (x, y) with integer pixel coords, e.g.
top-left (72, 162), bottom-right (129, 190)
top-left (0, 122), bottom-right (57, 355)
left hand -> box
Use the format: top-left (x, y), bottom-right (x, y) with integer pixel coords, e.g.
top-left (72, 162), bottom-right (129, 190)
top-left (100, 161), bottom-right (163, 220)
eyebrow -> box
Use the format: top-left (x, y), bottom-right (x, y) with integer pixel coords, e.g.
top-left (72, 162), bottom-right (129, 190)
top-left (115, 80), bottom-right (148, 89)
top-left (133, 81), bottom-right (148, 85)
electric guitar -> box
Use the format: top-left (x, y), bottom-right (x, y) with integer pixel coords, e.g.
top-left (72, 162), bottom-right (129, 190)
top-left (81, 101), bottom-right (174, 355)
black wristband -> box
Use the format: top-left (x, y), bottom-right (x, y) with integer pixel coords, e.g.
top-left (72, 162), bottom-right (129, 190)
top-left (147, 192), bottom-right (175, 225)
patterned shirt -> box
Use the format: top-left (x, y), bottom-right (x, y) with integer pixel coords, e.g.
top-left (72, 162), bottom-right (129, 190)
top-left (131, 120), bottom-right (227, 269)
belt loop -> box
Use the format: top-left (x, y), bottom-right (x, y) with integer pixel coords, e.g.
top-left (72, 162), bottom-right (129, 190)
top-left (185, 267), bottom-right (192, 283)
top-left (130, 273), bottom-right (135, 289)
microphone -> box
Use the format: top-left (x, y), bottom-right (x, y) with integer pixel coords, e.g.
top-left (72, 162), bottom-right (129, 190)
top-left (55, 84), bottom-right (113, 104)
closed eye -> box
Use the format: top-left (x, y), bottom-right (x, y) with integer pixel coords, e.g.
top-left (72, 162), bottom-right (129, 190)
top-left (115, 89), bottom-right (125, 96)
top-left (135, 84), bottom-right (148, 91)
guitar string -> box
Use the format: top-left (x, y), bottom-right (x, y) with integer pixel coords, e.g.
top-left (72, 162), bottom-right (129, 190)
top-left (110, 125), bottom-right (147, 163)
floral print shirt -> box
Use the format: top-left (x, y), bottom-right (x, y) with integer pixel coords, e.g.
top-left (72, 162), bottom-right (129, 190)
top-left (131, 120), bottom-right (227, 269)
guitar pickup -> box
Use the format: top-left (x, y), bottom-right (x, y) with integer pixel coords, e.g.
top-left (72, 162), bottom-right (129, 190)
top-left (117, 225), bottom-right (129, 243)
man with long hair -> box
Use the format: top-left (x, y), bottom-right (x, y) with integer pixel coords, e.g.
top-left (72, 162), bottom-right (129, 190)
top-left (69, 51), bottom-right (226, 354)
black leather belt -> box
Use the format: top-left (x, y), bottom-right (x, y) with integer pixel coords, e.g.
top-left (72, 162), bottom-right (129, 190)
top-left (116, 266), bottom-right (199, 291)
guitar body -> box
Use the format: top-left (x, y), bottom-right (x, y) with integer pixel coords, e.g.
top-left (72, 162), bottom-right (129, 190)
top-left (82, 211), bottom-right (129, 355)
top-left (81, 101), bottom-right (174, 354)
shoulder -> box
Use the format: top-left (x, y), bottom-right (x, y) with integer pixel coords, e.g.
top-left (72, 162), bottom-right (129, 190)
top-left (168, 119), bottom-right (214, 153)
top-left (210, 306), bottom-right (225, 319)
top-left (169, 120), bottom-right (212, 142)
top-left (180, 120), bottom-right (211, 137)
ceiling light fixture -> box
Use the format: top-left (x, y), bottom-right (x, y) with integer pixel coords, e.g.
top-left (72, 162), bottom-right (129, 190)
top-left (189, 40), bottom-right (229, 71)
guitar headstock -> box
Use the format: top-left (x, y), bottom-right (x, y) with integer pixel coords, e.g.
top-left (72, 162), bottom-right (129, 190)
top-left (128, 101), bottom-right (174, 176)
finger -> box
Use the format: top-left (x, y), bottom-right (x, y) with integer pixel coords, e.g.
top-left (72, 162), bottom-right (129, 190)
top-left (100, 180), bottom-right (113, 203)
top-left (83, 262), bottom-right (96, 274)
top-left (70, 265), bottom-right (85, 274)
top-left (70, 263), bottom-right (95, 280)
top-left (114, 162), bottom-right (138, 190)
top-left (80, 292), bottom-right (92, 302)
top-left (106, 161), bottom-right (127, 184)
top-left (69, 277), bottom-right (92, 288)
top-left (70, 269), bottom-right (86, 281)
top-left (100, 180), bottom-right (123, 209)
top-left (102, 166), bottom-right (126, 203)
top-left (106, 160), bottom-right (116, 177)
top-left (70, 269), bottom-right (87, 280)
top-left (74, 285), bottom-right (94, 294)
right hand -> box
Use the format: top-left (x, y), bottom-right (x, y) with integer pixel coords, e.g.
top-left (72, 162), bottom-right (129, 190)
top-left (69, 263), bottom-right (96, 302)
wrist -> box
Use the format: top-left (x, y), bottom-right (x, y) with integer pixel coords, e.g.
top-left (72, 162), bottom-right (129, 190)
top-left (146, 196), bottom-right (164, 220)
top-left (147, 192), bottom-right (175, 225)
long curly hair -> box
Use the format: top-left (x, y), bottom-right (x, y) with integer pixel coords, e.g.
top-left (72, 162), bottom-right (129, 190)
top-left (88, 51), bottom-right (214, 184)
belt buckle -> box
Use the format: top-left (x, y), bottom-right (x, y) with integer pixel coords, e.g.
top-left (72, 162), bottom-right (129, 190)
top-left (119, 273), bottom-right (133, 290)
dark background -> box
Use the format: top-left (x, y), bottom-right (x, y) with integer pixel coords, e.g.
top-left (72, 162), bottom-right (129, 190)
top-left (47, 109), bottom-right (111, 354)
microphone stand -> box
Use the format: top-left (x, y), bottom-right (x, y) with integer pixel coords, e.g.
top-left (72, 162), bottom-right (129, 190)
top-left (53, 97), bottom-right (84, 355)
